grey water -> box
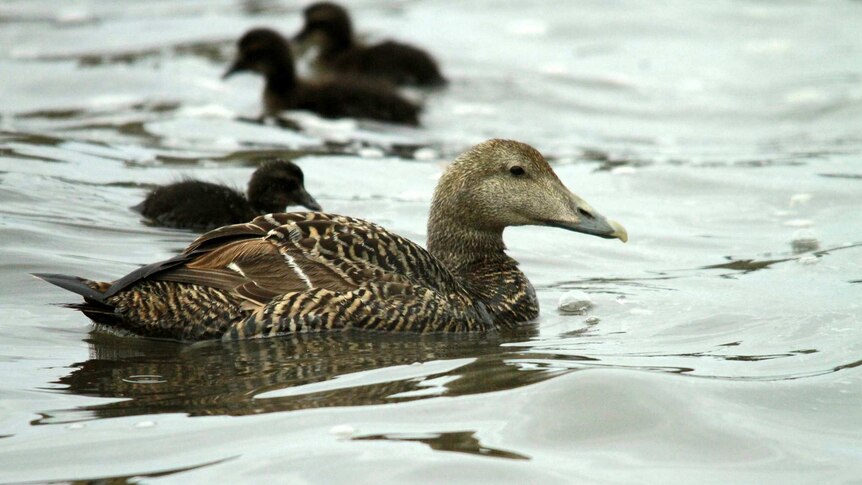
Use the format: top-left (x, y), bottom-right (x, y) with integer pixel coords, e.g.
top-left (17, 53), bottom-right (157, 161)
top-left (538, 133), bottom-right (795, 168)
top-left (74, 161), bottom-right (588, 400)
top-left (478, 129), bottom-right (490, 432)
top-left (1, 0), bottom-right (861, 483)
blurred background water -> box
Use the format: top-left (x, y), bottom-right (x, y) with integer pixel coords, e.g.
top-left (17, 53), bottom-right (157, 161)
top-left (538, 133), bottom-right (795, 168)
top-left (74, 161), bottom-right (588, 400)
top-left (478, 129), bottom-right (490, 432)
top-left (1, 0), bottom-right (861, 483)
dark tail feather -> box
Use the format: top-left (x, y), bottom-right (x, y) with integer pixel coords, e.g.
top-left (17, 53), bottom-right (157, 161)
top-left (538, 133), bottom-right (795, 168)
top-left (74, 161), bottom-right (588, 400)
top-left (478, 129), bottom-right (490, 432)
top-left (33, 273), bottom-right (107, 302)
top-left (130, 200), bottom-right (145, 213)
top-left (35, 273), bottom-right (125, 327)
top-left (69, 301), bottom-right (124, 327)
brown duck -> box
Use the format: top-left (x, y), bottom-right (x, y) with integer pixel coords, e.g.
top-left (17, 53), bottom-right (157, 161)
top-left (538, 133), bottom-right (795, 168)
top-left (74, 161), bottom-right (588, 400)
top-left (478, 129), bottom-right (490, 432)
top-left (36, 139), bottom-right (627, 341)
top-left (223, 28), bottom-right (421, 125)
top-left (294, 2), bottom-right (447, 87)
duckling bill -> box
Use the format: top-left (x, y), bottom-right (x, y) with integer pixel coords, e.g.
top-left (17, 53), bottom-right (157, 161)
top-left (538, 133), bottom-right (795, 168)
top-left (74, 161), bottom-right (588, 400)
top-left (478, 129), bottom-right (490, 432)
top-left (36, 139), bottom-right (626, 341)
top-left (223, 28), bottom-right (421, 126)
top-left (294, 2), bottom-right (447, 87)
top-left (134, 160), bottom-right (320, 231)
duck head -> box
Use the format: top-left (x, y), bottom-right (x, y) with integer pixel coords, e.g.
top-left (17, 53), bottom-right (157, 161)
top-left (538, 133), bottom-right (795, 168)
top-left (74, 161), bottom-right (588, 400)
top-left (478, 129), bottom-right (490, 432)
top-left (429, 139), bottom-right (627, 243)
top-left (293, 2), bottom-right (354, 55)
top-left (223, 28), bottom-right (295, 80)
top-left (248, 160), bottom-right (322, 213)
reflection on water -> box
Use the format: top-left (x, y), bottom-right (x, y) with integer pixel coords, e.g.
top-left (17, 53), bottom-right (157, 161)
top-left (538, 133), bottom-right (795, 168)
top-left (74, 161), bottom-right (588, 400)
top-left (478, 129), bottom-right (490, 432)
top-left (37, 328), bottom-right (557, 424)
top-left (354, 431), bottom-right (530, 460)
top-left (65, 458), bottom-right (235, 485)
top-left (704, 242), bottom-right (862, 276)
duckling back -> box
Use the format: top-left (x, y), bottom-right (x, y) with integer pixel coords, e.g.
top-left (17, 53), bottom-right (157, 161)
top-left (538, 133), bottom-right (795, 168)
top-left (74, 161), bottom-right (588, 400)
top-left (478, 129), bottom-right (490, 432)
top-left (332, 41), bottom-right (447, 87)
top-left (135, 180), bottom-right (254, 231)
top-left (285, 79), bottom-right (421, 125)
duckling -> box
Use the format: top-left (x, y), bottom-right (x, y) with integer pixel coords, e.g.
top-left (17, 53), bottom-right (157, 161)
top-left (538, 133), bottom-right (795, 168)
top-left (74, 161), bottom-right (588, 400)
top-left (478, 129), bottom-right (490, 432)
top-left (36, 139), bottom-right (627, 341)
top-left (133, 160), bottom-right (321, 231)
top-left (223, 28), bottom-right (421, 126)
top-left (294, 2), bottom-right (447, 88)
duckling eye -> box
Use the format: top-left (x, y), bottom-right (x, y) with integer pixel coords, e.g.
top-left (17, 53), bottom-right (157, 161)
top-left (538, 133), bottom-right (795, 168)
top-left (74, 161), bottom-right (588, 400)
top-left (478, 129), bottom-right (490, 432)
top-left (509, 166), bottom-right (525, 176)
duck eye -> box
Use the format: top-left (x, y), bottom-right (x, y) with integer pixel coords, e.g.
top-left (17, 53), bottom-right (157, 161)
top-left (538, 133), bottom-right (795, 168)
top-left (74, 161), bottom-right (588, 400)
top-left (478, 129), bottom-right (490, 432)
top-left (509, 166), bottom-right (525, 176)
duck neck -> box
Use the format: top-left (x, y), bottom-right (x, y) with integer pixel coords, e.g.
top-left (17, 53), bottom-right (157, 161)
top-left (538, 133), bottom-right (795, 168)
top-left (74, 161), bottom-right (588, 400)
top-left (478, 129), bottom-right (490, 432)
top-left (322, 26), bottom-right (353, 58)
top-left (427, 211), bottom-right (537, 326)
top-left (426, 173), bottom-right (539, 325)
top-left (264, 55), bottom-right (297, 93)
top-left (249, 197), bottom-right (281, 215)
top-left (427, 215), bottom-right (508, 274)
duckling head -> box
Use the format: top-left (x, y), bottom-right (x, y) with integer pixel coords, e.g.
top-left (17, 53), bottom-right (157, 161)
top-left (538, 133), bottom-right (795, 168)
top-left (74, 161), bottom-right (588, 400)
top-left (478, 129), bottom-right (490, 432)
top-left (224, 28), bottom-right (295, 80)
top-left (294, 2), bottom-right (353, 53)
top-left (430, 139), bottom-right (627, 243)
top-left (248, 160), bottom-right (322, 213)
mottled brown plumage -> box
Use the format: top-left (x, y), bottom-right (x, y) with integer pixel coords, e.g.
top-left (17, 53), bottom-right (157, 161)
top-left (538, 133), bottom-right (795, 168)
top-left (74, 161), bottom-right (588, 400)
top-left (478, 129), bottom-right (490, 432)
top-left (223, 28), bottom-right (421, 125)
top-left (294, 2), bottom-right (447, 87)
top-left (36, 139), bottom-right (627, 341)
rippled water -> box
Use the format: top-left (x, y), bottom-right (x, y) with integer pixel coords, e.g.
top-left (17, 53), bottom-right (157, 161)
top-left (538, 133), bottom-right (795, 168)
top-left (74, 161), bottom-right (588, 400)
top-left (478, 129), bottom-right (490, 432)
top-left (1, 0), bottom-right (861, 483)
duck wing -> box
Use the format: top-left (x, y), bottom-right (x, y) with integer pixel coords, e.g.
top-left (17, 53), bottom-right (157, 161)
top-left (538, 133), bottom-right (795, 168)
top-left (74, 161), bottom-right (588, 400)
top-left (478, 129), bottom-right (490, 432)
top-left (113, 212), bottom-right (464, 309)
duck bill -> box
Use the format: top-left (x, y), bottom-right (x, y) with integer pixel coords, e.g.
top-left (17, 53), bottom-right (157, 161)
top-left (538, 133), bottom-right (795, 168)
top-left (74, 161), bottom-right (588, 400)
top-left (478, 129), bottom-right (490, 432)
top-left (547, 216), bottom-right (627, 242)
top-left (222, 60), bottom-right (245, 79)
top-left (293, 26), bottom-right (311, 44)
top-left (545, 194), bottom-right (628, 242)
top-left (294, 188), bottom-right (322, 212)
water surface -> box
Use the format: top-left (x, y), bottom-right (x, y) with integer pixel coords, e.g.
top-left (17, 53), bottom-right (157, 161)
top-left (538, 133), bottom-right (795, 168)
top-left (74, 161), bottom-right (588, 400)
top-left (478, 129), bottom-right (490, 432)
top-left (1, 0), bottom-right (861, 483)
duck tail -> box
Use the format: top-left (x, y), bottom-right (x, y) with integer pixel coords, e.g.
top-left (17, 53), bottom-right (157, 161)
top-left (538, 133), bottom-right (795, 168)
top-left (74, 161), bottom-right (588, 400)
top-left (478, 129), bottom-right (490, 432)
top-left (33, 273), bottom-right (121, 326)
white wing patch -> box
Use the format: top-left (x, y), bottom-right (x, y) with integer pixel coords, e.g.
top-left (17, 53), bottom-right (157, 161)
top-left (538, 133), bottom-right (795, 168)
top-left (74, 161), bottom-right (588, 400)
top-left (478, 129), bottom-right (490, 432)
top-left (281, 252), bottom-right (313, 289)
top-left (227, 262), bottom-right (247, 277)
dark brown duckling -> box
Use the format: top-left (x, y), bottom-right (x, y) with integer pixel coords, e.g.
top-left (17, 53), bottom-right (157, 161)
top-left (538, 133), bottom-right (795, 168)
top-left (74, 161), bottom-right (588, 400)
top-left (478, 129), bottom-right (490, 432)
top-left (36, 139), bottom-right (627, 342)
top-left (294, 2), bottom-right (447, 88)
top-left (223, 28), bottom-right (421, 126)
top-left (133, 160), bottom-right (321, 231)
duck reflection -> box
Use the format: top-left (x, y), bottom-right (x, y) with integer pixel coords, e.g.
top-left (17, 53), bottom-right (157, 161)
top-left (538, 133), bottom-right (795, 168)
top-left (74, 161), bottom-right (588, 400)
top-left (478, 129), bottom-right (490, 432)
top-left (36, 327), bottom-right (555, 424)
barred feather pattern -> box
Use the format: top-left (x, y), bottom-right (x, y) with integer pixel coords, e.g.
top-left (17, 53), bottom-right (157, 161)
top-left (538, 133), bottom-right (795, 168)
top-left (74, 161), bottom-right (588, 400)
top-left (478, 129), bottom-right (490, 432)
top-left (71, 212), bottom-right (538, 340)
top-left (105, 281), bottom-right (244, 341)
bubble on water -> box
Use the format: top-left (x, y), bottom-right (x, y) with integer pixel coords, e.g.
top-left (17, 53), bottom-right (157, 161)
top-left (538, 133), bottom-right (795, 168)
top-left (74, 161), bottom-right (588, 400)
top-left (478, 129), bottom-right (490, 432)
top-left (615, 295), bottom-right (627, 305)
top-left (558, 291), bottom-right (593, 315)
top-left (797, 255), bottom-right (820, 266)
top-left (559, 301), bottom-right (593, 315)
top-left (789, 193), bottom-right (812, 207)
top-left (329, 424), bottom-right (356, 439)
top-left (67, 423), bottom-right (86, 430)
top-left (585, 317), bottom-right (600, 324)
top-left (784, 219), bottom-right (813, 228)
top-left (134, 421), bottom-right (157, 429)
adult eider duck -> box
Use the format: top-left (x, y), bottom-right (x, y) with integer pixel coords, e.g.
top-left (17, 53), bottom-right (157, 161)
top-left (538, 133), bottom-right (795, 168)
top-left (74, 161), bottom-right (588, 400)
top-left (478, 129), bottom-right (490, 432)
top-left (294, 2), bottom-right (447, 87)
top-left (133, 160), bottom-right (321, 231)
top-left (223, 27), bottom-right (421, 126)
top-left (36, 139), bottom-right (627, 341)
